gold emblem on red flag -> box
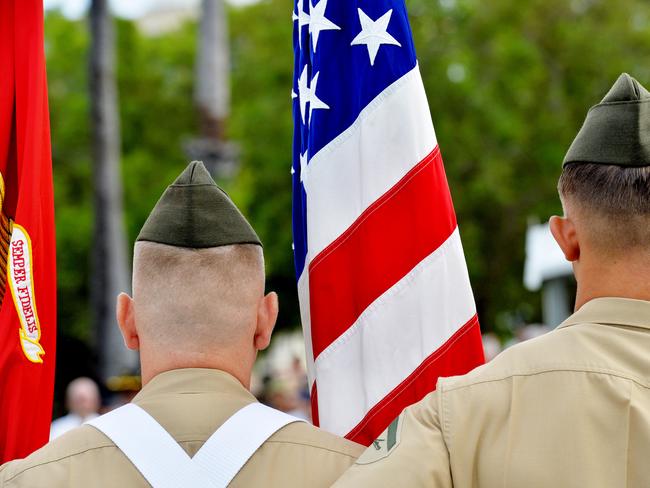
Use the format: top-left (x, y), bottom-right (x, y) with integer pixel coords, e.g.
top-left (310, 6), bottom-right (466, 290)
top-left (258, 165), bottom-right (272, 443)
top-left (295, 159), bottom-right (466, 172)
top-left (9, 225), bottom-right (45, 362)
top-left (0, 173), bottom-right (45, 363)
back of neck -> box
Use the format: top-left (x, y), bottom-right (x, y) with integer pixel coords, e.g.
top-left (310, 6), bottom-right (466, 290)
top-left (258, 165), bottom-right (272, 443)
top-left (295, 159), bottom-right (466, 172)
top-left (574, 255), bottom-right (650, 310)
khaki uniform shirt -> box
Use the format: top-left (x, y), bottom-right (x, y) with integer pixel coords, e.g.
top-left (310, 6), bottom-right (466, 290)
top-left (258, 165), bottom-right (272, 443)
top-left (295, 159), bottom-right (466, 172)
top-left (0, 368), bottom-right (363, 487)
top-left (335, 297), bottom-right (650, 488)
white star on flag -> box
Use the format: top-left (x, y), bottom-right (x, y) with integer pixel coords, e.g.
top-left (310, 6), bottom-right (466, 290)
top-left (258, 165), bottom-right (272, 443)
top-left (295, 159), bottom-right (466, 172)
top-left (350, 8), bottom-right (401, 66)
top-left (297, 66), bottom-right (330, 125)
top-left (299, 151), bottom-right (309, 182)
top-left (308, 71), bottom-right (329, 123)
top-left (293, 0), bottom-right (311, 49)
top-left (297, 65), bottom-right (310, 124)
top-left (309, 0), bottom-right (340, 53)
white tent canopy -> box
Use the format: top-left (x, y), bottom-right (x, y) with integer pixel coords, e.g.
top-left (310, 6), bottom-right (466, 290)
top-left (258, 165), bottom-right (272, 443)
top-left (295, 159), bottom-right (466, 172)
top-left (524, 222), bottom-right (572, 291)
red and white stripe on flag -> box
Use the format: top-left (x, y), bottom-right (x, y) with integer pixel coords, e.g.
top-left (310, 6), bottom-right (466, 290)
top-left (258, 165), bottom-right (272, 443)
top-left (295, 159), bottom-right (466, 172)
top-left (291, 1), bottom-right (485, 445)
top-left (298, 67), bottom-right (484, 445)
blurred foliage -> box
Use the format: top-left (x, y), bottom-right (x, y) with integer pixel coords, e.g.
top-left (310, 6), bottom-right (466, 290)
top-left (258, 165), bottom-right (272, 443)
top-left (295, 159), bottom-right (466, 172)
top-left (45, 13), bottom-right (199, 341)
top-left (45, 0), bottom-right (650, 343)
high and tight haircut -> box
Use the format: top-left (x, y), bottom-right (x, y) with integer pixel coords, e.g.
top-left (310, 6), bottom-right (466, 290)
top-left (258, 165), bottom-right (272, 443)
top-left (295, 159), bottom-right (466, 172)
top-left (558, 162), bottom-right (650, 251)
top-left (132, 242), bottom-right (265, 349)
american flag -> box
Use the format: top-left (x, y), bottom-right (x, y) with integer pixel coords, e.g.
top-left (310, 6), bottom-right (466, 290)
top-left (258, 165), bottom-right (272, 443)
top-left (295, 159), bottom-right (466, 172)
top-left (291, 0), bottom-right (484, 445)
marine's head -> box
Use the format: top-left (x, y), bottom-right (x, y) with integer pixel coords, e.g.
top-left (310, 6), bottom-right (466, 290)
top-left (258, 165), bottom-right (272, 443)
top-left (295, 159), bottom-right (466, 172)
top-left (116, 161), bottom-right (278, 387)
top-left (550, 74), bottom-right (650, 306)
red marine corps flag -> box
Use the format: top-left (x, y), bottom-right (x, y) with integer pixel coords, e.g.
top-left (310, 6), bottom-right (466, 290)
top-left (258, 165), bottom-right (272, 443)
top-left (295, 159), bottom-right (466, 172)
top-left (291, 0), bottom-right (485, 445)
top-left (0, 0), bottom-right (57, 462)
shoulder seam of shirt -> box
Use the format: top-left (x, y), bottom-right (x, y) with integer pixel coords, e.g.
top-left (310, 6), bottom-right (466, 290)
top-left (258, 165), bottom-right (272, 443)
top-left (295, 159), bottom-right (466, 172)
top-left (442, 367), bottom-right (650, 393)
top-left (263, 438), bottom-right (360, 458)
top-left (175, 436), bottom-right (360, 458)
top-left (2, 444), bottom-right (121, 483)
top-left (439, 387), bottom-right (452, 456)
top-left (172, 436), bottom-right (359, 458)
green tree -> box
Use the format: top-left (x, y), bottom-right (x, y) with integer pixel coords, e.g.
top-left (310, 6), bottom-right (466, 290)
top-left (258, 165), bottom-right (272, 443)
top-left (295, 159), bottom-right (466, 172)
top-left (409, 0), bottom-right (650, 332)
top-left (46, 12), bottom-right (93, 340)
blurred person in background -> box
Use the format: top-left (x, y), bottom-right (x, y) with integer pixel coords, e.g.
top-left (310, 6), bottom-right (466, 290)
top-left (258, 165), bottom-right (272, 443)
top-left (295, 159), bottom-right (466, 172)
top-left (262, 355), bottom-right (311, 420)
top-left (480, 332), bottom-right (502, 362)
top-left (265, 379), bottom-right (308, 420)
top-left (49, 377), bottom-right (100, 440)
top-left (0, 161), bottom-right (362, 487)
top-left (335, 73), bottom-right (650, 487)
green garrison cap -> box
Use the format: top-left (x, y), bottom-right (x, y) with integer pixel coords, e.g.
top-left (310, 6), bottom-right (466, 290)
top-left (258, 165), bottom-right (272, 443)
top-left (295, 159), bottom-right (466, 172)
top-left (136, 161), bottom-right (262, 248)
top-left (563, 73), bottom-right (650, 167)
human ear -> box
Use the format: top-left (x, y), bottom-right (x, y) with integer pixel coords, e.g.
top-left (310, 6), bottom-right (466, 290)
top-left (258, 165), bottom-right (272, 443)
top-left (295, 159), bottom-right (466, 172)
top-left (550, 215), bottom-right (580, 262)
top-left (116, 293), bottom-right (140, 350)
top-left (253, 292), bottom-right (278, 351)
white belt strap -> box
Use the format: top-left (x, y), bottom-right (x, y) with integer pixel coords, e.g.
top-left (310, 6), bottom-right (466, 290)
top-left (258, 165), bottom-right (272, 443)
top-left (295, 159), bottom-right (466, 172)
top-left (87, 402), bottom-right (303, 488)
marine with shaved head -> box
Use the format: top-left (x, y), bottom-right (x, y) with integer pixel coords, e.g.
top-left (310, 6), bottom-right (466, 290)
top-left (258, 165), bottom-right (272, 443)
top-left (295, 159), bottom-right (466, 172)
top-left (0, 161), bottom-right (362, 487)
top-left (127, 242), bottom-right (270, 386)
top-left (335, 73), bottom-right (650, 487)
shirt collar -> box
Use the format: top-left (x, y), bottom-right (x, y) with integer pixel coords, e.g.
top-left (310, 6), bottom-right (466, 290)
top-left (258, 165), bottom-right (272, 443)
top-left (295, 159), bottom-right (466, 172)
top-left (557, 297), bottom-right (650, 330)
top-left (132, 368), bottom-right (255, 404)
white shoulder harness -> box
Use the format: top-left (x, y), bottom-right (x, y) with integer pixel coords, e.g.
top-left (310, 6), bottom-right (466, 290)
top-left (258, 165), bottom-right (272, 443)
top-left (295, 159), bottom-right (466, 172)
top-left (87, 402), bottom-right (304, 488)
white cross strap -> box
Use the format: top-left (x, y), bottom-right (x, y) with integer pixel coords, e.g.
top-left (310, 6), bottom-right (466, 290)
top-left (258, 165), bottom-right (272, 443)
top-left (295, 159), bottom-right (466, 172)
top-left (87, 402), bottom-right (304, 488)
top-left (87, 403), bottom-right (213, 487)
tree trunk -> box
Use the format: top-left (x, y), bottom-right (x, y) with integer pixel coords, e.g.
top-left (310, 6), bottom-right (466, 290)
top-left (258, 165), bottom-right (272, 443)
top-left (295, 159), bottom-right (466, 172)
top-left (196, 0), bottom-right (230, 140)
top-left (89, 0), bottom-right (137, 380)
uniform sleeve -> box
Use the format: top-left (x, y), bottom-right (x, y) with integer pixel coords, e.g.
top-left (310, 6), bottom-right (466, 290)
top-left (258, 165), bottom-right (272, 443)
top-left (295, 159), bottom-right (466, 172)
top-left (0, 460), bottom-right (18, 487)
top-left (332, 390), bottom-right (452, 487)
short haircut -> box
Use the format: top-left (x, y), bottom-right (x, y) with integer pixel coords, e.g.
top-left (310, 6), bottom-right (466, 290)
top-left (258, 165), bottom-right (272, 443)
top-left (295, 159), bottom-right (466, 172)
top-left (132, 242), bottom-right (265, 350)
top-left (558, 163), bottom-right (650, 251)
